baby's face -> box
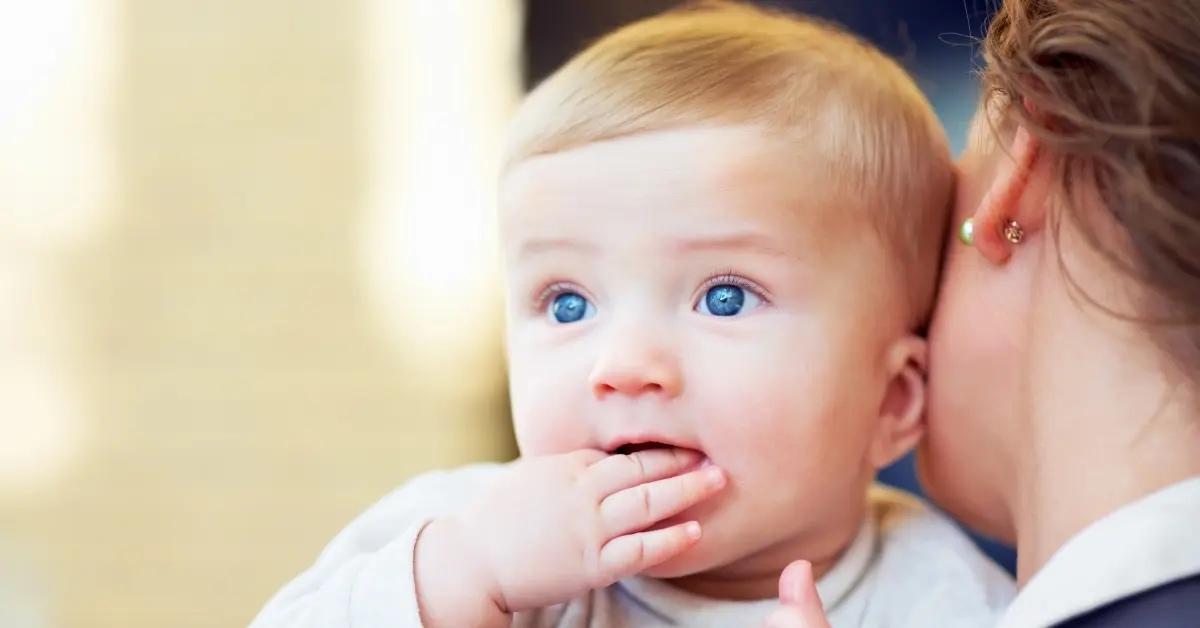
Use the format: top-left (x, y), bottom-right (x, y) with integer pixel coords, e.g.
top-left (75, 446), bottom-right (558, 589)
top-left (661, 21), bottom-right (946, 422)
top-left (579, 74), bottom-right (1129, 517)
top-left (500, 126), bottom-right (903, 578)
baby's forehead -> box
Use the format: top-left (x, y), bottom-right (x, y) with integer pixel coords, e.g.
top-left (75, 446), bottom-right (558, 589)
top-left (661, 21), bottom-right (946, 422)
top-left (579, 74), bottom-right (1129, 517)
top-left (503, 126), bottom-right (785, 192)
top-left (496, 125), bottom-right (883, 267)
top-left (499, 125), bottom-right (874, 250)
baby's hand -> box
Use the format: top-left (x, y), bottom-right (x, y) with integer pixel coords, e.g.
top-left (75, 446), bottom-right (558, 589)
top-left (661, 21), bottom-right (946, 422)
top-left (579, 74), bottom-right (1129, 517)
top-left (415, 448), bottom-right (726, 627)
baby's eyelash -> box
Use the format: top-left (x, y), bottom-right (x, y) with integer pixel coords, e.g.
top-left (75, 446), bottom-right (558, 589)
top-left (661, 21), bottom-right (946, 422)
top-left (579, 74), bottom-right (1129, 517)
top-left (698, 271), bottom-right (772, 302)
top-left (533, 281), bottom-right (584, 312)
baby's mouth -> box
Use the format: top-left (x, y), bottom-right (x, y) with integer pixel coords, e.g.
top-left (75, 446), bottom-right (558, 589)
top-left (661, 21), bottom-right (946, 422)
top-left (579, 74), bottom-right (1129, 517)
top-left (609, 442), bottom-right (709, 465)
top-left (613, 441), bottom-right (676, 456)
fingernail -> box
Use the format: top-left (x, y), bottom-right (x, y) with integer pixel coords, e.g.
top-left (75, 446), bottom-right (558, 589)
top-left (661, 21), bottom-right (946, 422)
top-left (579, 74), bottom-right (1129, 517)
top-left (705, 467), bottom-right (726, 489)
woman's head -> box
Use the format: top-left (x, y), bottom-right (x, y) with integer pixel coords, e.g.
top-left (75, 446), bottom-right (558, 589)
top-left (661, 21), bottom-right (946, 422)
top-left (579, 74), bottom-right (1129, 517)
top-left (919, 0), bottom-right (1200, 542)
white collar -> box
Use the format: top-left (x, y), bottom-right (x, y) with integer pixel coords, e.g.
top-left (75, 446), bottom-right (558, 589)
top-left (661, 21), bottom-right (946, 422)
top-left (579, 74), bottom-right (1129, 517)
top-left (998, 475), bottom-right (1200, 628)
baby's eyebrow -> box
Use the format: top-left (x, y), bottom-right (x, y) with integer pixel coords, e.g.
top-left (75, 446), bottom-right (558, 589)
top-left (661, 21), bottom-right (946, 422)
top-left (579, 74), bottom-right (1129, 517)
top-left (516, 237), bottom-right (599, 260)
top-left (672, 233), bottom-right (791, 258)
top-left (513, 233), bottom-right (794, 260)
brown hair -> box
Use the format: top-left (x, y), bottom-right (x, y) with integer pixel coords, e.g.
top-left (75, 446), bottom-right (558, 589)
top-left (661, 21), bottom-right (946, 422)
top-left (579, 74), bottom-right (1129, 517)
top-left (503, 1), bottom-right (953, 327)
top-left (983, 0), bottom-right (1200, 377)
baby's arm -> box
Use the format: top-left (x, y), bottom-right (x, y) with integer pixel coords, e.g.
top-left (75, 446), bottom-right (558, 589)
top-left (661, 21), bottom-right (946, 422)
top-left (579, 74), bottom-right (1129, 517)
top-left (250, 451), bottom-right (725, 628)
top-left (248, 465), bottom-right (496, 628)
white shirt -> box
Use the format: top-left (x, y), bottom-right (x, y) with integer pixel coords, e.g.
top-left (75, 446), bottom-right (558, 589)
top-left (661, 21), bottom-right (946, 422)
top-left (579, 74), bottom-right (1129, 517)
top-left (251, 464), bottom-right (1014, 627)
top-left (998, 475), bottom-right (1200, 628)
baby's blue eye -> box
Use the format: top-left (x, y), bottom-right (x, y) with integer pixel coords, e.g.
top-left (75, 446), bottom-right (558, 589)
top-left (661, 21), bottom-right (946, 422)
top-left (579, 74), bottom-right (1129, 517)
top-left (549, 292), bottom-right (595, 324)
top-left (697, 284), bottom-right (761, 317)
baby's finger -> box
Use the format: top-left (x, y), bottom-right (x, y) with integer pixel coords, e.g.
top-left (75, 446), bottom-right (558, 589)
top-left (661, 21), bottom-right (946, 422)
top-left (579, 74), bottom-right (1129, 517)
top-left (766, 561), bottom-right (830, 628)
top-left (599, 466), bottom-right (725, 537)
top-left (586, 447), bottom-right (703, 496)
top-left (596, 521), bottom-right (702, 584)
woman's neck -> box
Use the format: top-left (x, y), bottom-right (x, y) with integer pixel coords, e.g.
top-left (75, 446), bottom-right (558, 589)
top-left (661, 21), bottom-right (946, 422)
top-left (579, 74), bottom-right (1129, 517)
top-left (1013, 306), bottom-right (1200, 585)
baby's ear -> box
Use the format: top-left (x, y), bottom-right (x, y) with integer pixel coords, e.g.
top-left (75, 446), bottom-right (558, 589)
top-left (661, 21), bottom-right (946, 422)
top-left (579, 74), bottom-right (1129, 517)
top-left (868, 335), bottom-right (927, 470)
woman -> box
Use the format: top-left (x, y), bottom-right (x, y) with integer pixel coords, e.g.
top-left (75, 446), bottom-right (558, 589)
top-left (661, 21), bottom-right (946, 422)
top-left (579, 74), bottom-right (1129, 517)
top-left (769, 0), bottom-right (1200, 626)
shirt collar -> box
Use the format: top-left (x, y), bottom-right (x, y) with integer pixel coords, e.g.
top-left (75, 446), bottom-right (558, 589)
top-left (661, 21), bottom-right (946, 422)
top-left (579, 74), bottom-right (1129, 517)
top-left (998, 475), bottom-right (1200, 628)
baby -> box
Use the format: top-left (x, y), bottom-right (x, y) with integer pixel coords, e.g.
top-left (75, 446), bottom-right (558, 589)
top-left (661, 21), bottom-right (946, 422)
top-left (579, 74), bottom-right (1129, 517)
top-left (253, 3), bottom-right (1014, 627)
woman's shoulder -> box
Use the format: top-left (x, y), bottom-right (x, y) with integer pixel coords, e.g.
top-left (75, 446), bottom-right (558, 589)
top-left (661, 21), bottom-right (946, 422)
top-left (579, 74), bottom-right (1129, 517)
top-left (998, 476), bottom-right (1200, 628)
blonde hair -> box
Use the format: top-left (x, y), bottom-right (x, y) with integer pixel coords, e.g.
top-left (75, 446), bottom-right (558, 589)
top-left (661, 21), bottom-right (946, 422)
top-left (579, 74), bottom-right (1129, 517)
top-left (505, 1), bottom-right (953, 326)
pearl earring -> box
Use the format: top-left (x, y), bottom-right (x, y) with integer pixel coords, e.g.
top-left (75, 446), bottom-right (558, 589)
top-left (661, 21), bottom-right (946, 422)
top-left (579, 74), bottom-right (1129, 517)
top-left (957, 218), bottom-right (975, 246)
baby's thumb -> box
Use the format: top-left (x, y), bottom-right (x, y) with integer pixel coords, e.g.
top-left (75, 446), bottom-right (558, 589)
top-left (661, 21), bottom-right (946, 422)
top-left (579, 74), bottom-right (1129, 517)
top-left (765, 560), bottom-right (830, 628)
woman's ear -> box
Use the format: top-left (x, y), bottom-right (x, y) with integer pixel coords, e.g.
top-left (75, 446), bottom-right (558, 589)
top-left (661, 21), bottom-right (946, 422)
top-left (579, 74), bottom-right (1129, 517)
top-left (970, 124), bottom-right (1050, 265)
top-left (868, 335), bottom-right (927, 470)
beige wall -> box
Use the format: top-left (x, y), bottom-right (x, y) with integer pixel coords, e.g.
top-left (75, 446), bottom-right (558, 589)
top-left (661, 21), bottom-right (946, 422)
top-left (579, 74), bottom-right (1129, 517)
top-left (0, 2), bottom-right (518, 626)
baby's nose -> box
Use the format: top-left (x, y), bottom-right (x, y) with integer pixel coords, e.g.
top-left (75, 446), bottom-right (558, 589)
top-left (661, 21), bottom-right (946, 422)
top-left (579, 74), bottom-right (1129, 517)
top-left (588, 340), bottom-right (683, 400)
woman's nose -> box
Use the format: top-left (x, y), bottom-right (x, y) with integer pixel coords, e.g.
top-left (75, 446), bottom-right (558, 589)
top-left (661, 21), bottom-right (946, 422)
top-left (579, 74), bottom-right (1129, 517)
top-left (587, 331), bottom-right (683, 400)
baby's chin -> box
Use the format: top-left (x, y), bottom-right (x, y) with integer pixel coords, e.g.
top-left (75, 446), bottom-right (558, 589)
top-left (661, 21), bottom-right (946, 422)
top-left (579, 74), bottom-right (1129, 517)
top-left (639, 510), bottom-right (732, 579)
top-left (641, 550), bottom-right (714, 579)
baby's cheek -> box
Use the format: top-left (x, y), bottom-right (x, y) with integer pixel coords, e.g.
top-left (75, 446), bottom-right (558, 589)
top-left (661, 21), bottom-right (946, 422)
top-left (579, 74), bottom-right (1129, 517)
top-left (507, 348), bottom-right (598, 456)
top-left (511, 397), bottom-right (595, 456)
top-left (697, 371), bottom-right (835, 480)
top-left (699, 392), bottom-right (798, 466)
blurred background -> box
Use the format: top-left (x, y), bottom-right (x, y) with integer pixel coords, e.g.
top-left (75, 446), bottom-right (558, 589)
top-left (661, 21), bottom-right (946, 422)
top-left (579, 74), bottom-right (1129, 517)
top-left (0, 1), bottom-right (1005, 626)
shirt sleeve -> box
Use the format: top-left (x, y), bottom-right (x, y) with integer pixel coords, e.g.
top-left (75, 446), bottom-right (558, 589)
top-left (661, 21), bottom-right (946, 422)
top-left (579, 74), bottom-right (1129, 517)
top-left (248, 465), bottom-right (501, 628)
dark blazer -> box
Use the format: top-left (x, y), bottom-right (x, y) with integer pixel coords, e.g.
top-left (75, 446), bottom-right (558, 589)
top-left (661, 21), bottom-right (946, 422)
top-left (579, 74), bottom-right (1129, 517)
top-left (1055, 573), bottom-right (1200, 628)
